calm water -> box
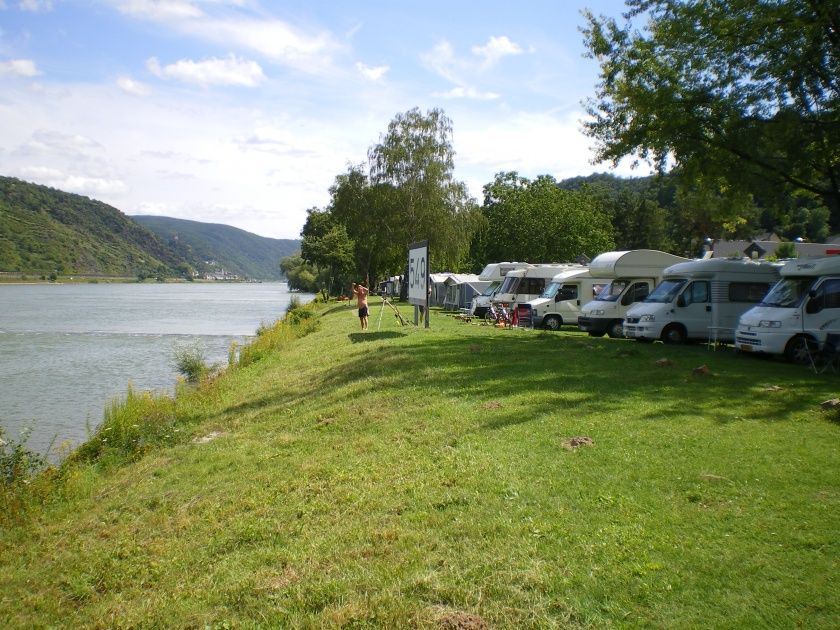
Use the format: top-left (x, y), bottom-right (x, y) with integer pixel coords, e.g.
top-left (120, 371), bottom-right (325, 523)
top-left (0, 282), bottom-right (311, 456)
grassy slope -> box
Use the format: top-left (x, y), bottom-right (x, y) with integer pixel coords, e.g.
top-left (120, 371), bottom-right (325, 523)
top-left (1, 301), bottom-right (838, 628)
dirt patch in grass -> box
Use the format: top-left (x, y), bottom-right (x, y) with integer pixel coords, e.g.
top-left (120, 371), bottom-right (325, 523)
top-left (562, 436), bottom-right (594, 450)
top-left (436, 609), bottom-right (488, 630)
top-left (191, 431), bottom-right (226, 444)
top-left (483, 401), bottom-right (502, 410)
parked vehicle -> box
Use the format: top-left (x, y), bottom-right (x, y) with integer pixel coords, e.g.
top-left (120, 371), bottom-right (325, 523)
top-left (493, 264), bottom-right (582, 310)
top-left (735, 256), bottom-right (840, 362)
top-left (623, 257), bottom-right (781, 344)
top-left (578, 250), bottom-right (688, 338)
top-left (469, 262), bottom-right (533, 317)
top-left (528, 268), bottom-right (610, 330)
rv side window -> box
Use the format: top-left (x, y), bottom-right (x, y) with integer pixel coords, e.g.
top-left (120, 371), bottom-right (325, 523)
top-left (621, 282), bottom-right (649, 306)
top-left (683, 281), bottom-right (710, 305)
top-left (498, 276), bottom-right (520, 295)
top-left (521, 278), bottom-right (545, 294)
top-left (558, 285), bottom-right (578, 300)
top-left (823, 279), bottom-right (840, 309)
top-left (728, 282), bottom-right (771, 303)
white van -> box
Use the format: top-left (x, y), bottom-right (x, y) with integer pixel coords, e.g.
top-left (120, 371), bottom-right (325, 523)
top-left (528, 268), bottom-right (610, 330)
top-left (623, 258), bottom-right (781, 344)
top-left (578, 250), bottom-right (688, 338)
top-left (493, 264), bottom-right (581, 309)
top-left (469, 262), bottom-right (533, 317)
top-left (736, 256), bottom-right (840, 362)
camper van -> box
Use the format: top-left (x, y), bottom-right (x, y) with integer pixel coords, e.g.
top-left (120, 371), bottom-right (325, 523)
top-left (578, 250), bottom-right (688, 338)
top-left (469, 262), bottom-right (533, 317)
top-left (623, 258), bottom-right (781, 344)
top-left (528, 268), bottom-right (610, 330)
top-left (492, 264), bottom-right (581, 309)
top-left (735, 256), bottom-right (840, 362)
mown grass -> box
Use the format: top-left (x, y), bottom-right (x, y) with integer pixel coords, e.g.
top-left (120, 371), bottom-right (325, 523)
top-left (1, 298), bottom-right (837, 629)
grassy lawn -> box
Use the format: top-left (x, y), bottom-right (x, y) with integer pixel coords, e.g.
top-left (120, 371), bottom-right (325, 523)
top-left (1, 298), bottom-right (838, 629)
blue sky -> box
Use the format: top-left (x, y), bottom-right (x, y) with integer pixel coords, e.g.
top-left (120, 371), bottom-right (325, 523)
top-left (0, 0), bottom-right (644, 239)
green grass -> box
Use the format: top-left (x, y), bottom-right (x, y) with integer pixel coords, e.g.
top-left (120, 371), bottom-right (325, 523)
top-left (1, 299), bottom-right (838, 628)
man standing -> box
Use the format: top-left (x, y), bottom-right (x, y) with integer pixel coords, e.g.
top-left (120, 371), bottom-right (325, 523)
top-left (352, 282), bottom-right (369, 330)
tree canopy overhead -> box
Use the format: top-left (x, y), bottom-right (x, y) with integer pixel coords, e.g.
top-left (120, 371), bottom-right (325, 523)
top-left (582, 0), bottom-right (840, 228)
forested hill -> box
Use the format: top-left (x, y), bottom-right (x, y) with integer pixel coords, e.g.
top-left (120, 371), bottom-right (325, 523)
top-left (132, 215), bottom-right (300, 281)
top-left (0, 176), bottom-right (186, 277)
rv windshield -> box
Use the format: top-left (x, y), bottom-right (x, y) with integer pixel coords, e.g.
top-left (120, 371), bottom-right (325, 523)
top-left (596, 279), bottom-right (628, 302)
top-left (481, 281), bottom-right (500, 297)
top-left (541, 282), bottom-right (561, 299)
top-left (759, 277), bottom-right (815, 308)
top-left (644, 279), bottom-right (686, 303)
top-left (497, 275), bottom-right (520, 295)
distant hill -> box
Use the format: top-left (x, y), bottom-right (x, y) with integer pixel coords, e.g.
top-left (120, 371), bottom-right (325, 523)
top-left (132, 215), bottom-right (299, 280)
top-left (0, 176), bottom-right (185, 276)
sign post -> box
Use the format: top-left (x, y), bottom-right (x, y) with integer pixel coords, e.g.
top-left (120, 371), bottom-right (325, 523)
top-left (408, 241), bottom-right (429, 328)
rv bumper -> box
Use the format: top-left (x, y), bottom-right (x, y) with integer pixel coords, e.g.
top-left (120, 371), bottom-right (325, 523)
top-left (472, 306), bottom-right (489, 318)
top-left (735, 327), bottom-right (788, 355)
top-left (578, 316), bottom-right (609, 335)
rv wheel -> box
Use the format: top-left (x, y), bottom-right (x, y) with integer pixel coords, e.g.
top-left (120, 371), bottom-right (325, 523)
top-left (784, 336), bottom-right (816, 365)
top-left (543, 315), bottom-right (562, 331)
top-left (607, 320), bottom-right (625, 339)
top-left (662, 324), bottom-right (686, 345)
top-left (588, 331), bottom-right (605, 338)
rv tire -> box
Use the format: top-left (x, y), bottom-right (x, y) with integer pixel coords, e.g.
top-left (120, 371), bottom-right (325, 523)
top-left (784, 335), bottom-right (816, 365)
top-left (543, 315), bottom-right (562, 331)
top-left (661, 324), bottom-right (686, 345)
top-left (606, 320), bottom-right (625, 339)
top-left (587, 331), bottom-right (605, 338)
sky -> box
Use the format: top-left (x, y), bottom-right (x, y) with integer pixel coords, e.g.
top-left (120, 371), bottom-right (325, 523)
top-left (0, 0), bottom-right (647, 239)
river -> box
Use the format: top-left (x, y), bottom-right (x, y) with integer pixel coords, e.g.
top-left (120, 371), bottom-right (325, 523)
top-left (0, 282), bottom-right (311, 457)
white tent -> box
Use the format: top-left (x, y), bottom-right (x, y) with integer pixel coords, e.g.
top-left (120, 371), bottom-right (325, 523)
top-left (443, 274), bottom-right (490, 311)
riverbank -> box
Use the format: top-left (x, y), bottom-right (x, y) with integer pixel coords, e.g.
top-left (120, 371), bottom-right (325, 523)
top-left (1, 298), bottom-right (838, 628)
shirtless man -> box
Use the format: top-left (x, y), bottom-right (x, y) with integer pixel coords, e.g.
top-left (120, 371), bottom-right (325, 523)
top-left (352, 282), bottom-right (369, 330)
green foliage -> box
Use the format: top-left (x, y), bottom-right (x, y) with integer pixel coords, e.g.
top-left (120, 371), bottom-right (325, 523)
top-left (0, 426), bottom-right (47, 487)
top-left (173, 343), bottom-right (210, 384)
top-left (280, 253), bottom-right (323, 292)
top-left (774, 241), bottom-right (798, 260)
top-left (582, 0), bottom-right (840, 229)
top-left (300, 209), bottom-right (356, 294)
top-left (476, 172), bottom-right (614, 263)
top-left (237, 312), bottom-right (319, 368)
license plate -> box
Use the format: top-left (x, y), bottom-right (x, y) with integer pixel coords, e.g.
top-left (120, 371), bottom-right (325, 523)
top-left (739, 344), bottom-right (752, 352)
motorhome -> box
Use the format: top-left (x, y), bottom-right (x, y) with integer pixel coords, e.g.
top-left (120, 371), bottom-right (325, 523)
top-left (492, 264), bottom-right (583, 310)
top-left (469, 262), bottom-right (533, 317)
top-left (623, 257), bottom-right (781, 344)
top-left (528, 268), bottom-right (610, 330)
top-left (735, 256), bottom-right (840, 362)
top-left (578, 250), bottom-right (688, 338)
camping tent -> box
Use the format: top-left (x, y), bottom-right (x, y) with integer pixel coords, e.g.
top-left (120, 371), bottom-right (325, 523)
top-left (443, 274), bottom-right (490, 311)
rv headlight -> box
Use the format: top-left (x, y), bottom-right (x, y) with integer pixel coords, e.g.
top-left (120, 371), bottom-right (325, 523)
top-left (759, 320), bottom-right (782, 328)
top-left (592, 309), bottom-right (605, 316)
top-left (639, 314), bottom-right (655, 322)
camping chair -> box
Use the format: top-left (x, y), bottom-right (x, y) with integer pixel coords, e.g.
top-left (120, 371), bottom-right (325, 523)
top-left (810, 333), bottom-right (840, 374)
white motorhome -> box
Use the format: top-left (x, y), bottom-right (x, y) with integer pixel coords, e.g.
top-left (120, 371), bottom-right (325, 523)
top-left (735, 256), bottom-right (840, 362)
top-left (528, 268), bottom-right (610, 330)
top-left (469, 262), bottom-right (533, 317)
top-left (623, 258), bottom-right (781, 344)
top-left (578, 250), bottom-right (688, 338)
top-left (492, 264), bottom-right (581, 309)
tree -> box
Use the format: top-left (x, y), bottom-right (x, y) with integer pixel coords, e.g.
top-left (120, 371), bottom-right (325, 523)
top-left (582, 1), bottom-right (840, 229)
top-left (477, 172), bottom-right (614, 263)
top-left (368, 108), bottom-right (479, 271)
top-left (300, 208), bottom-right (356, 294)
top-left (280, 254), bottom-right (323, 293)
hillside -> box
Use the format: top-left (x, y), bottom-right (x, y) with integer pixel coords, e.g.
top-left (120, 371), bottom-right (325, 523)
top-left (133, 215), bottom-right (299, 280)
top-left (0, 176), bottom-right (185, 277)
top-left (2, 302), bottom-right (837, 628)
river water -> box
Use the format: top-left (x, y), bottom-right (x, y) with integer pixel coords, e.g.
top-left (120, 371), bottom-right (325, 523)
top-left (0, 282), bottom-right (310, 457)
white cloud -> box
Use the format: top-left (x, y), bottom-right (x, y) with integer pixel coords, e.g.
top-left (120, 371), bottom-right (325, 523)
top-left (146, 54), bottom-right (265, 87)
top-left (117, 0), bottom-right (203, 20)
top-left (355, 61), bottom-right (388, 81)
top-left (117, 76), bottom-right (151, 96)
top-left (18, 166), bottom-right (126, 195)
top-left (432, 86), bottom-right (499, 101)
top-left (0, 58), bottom-right (40, 77)
top-left (471, 36), bottom-right (524, 68)
top-left (18, 0), bottom-right (53, 11)
top-left (21, 129), bottom-right (102, 156)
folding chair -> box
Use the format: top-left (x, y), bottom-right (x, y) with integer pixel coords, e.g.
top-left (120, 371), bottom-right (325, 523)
top-left (812, 333), bottom-right (840, 374)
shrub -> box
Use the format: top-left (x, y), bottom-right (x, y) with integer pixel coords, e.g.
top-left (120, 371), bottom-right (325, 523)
top-left (0, 427), bottom-right (46, 487)
top-left (174, 342), bottom-right (209, 383)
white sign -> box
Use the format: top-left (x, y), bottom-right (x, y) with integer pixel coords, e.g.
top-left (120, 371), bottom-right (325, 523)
top-left (408, 241), bottom-right (428, 306)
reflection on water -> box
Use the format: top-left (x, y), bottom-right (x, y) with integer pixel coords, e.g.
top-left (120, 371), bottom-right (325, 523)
top-left (0, 282), bottom-right (310, 455)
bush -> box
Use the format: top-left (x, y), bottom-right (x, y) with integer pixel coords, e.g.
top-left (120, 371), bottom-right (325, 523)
top-left (0, 427), bottom-right (46, 487)
top-left (174, 343), bottom-right (209, 383)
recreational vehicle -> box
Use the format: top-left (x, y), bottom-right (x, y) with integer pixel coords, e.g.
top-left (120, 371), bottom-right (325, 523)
top-left (623, 258), bottom-right (781, 344)
top-left (469, 262), bottom-right (533, 317)
top-left (492, 264), bottom-right (581, 309)
top-left (528, 268), bottom-right (610, 330)
top-left (578, 250), bottom-right (688, 338)
top-left (735, 256), bottom-right (840, 362)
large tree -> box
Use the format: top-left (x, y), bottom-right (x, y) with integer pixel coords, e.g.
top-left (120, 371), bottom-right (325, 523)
top-left (582, 0), bottom-right (840, 228)
top-left (477, 172), bottom-right (614, 263)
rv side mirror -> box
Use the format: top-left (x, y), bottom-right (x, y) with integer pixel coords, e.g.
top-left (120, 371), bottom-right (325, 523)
top-left (676, 294), bottom-right (687, 307)
top-left (808, 289), bottom-right (817, 298)
top-left (806, 296), bottom-right (822, 314)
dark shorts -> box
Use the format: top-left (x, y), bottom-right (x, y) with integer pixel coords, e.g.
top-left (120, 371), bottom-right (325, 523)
top-left (358, 306), bottom-right (369, 318)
